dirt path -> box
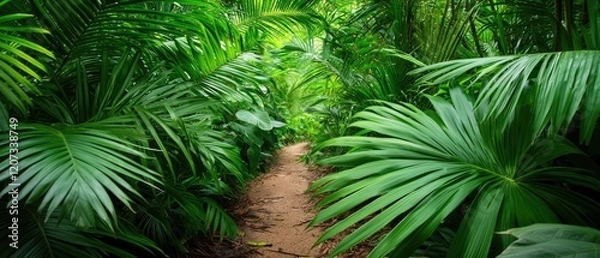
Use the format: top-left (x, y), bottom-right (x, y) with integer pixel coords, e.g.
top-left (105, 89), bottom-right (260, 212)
top-left (233, 142), bottom-right (323, 258)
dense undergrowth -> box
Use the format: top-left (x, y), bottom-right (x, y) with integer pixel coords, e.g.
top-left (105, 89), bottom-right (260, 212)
top-left (1, 0), bottom-right (600, 257)
top-left (304, 1), bottom-right (600, 257)
top-left (0, 0), bottom-right (317, 257)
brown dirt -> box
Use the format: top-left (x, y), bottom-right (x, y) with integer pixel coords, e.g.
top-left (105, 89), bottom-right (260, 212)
top-left (232, 142), bottom-right (324, 258)
top-left (187, 143), bottom-right (373, 258)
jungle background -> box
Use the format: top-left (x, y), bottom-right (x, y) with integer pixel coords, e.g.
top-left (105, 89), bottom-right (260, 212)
top-left (1, 0), bottom-right (599, 257)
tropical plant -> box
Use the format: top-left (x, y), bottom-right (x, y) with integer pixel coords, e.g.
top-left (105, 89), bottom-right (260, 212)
top-left (497, 223), bottom-right (600, 258)
top-left (262, 38), bottom-right (333, 143)
top-left (317, 0), bottom-right (478, 108)
top-left (309, 0), bottom-right (600, 257)
top-left (0, 0), bottom-right (318, 256)
top-left (0, 208), bottom-right (164, 257)
top-left (0, 0), bottom-right (54, 124)
top-left (298, 0), bottom-right (481, 156)
top-left (413, 51), bottom-right (600, 144)
top-left (310, 88), bottom-right (600, 257)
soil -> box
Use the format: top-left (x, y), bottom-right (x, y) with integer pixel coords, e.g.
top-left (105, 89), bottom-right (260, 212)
top-left (233, 142), bottom-right (324, 258)
top-left (187, 142), bottom-right (373, 258)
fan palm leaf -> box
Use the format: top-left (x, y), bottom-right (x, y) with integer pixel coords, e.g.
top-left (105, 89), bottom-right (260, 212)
top-left (0, 0), bottom-right (314, 256)
top-left (132, 177), bottom-right (238, 251)
top-left (309, 87), bottom-right (600, 257)
top-left (0, 208), bottom-right (163, 258)
top-left (25, 0), bottom-right (229, 90)
top-left (0, 118), bottom-right (160, 229)
top-left (412, 50), bottom-right (600, 144)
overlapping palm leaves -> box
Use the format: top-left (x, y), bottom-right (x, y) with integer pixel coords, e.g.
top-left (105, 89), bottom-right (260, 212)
top-left (229, 0), bottom-right (319, 39)
top-left (413, 51), bottom-right (600, 144)
top-left (310, 1), bottom-right (600, 257)
top-left (310, 88), bottom-right (600, 258)
top-left (1, 0), bottom-right (317, 256)
top-left (0, 208), bottom-right (163, 258)
top-left (497, 224), bottom-right (600, 257)
top-left (0, 0), bottom-right (54, 118)
top-left (0, 118), bottom-right (159, 229)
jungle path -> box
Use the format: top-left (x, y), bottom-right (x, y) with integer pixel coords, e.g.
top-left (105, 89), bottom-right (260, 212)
top-left (233, 142), bottom-right (324, 257)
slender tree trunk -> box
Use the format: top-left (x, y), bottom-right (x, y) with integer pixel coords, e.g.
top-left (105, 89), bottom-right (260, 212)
top-left (564, 0), bottom-right (575, 49)
top-left (563, 0), bottom-right (573, 33)
top-left (467, 0), bottom-right (484, 57)
top-left (555, 0), bottom-right (563, 50)
top-left (582, 0), bottom-right (589, 26)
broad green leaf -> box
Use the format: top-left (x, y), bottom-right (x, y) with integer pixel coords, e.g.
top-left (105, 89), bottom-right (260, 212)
top-left (236, 109), bottom-right (285, 131)
top-left (310, 88), bottom-right (598, 258)
top-left (497, 224), bottom-right (600, 258)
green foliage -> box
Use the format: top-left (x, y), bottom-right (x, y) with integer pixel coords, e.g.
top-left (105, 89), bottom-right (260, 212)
top-left (497, 224), bottom-right (600, 258)
top-left (413, 51), bottom-right (600, 144)
top-left (278, 113), bottom-right (323, 143)
top-left (0, 208), bottom-right (163, 258)
top-left (0, 121), bottom-right (159, 229)
top-left (310, 88), bottom-right (600, 258)
top-left (236, 109), bottom-right (285, 131)
top-left (230, 108), bottom-right (283, 173)
top-left (262, 37), bottom-right (337, 144)
top-left (0, 0), bottom-right (54, 116)
top-left (3, 0), bottom-right (600, 257)
top-left (0, 0), bottom-right (317, 257)
top-left (309, 1), bottom-right (600, 257)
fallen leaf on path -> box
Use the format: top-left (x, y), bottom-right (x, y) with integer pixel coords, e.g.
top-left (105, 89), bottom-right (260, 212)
top-left (246, 241), bottom-right (273, 247)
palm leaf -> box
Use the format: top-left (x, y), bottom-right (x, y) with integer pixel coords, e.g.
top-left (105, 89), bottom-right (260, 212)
top-left (27, 0), bottom-right (226, 86)
top-left (0, 118), bottom-right (160, 229)
top-left (29, 0), bottom-right (221, 57)
top-left (412, 51), bottom-right (600, 144)
top-left (497, 223), bottom-right (600, 258)
top-left (0, 207), bottom-right (162, 258)
top-left (0, 0), bottom-right (54, 114)
top-left (133, 177), bottom-right (238, 251)
top-left (231, 0), bottom-right (319, 38)
top-left (310, 87), bottom-right (600, 257)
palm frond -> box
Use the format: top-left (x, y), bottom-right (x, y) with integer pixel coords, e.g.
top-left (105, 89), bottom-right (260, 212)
top-left (0, 118), bottom-right (160, 229)
top-left (231, 0), bottom-right (319, 38)
top-left (310, 88), bottom-right (600, 257)
top-left (133, 177), bottom-right (238, 251)
top-left (0, 0), bottom-right (54, 114)
top-left (412, 50), bottom-right (600, 144)
top-left (28, 0), bottom-right (225, 83)
top-left (415, 0), bottom-right (481, 62)
top-left (0, 207), bottom-right (162, 258)
top-left (30, 0), bottom-right (221, 56)
top-left (133, 98), bottom-right (246, 185)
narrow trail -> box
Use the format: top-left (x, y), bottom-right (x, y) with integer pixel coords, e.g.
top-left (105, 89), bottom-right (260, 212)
top-left (233, 142), bottom-right (323, 258)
